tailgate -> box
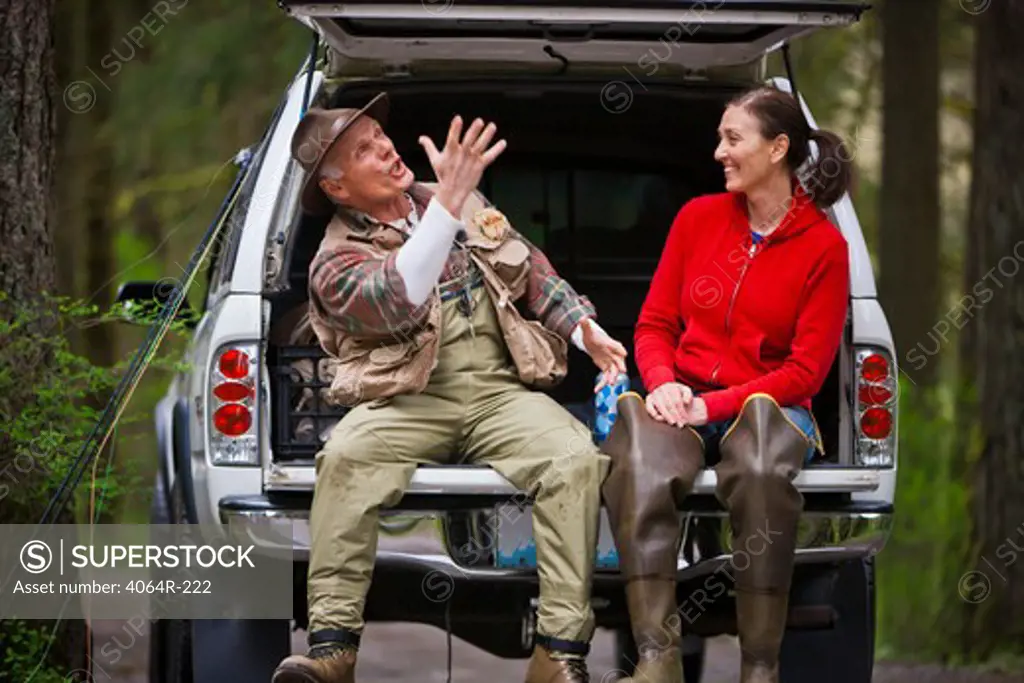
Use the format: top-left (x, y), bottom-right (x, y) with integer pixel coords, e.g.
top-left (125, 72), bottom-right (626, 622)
top-left (279, 1), bottom-right (869, 76)
top-left (264, 462), bottom-right (882, 495)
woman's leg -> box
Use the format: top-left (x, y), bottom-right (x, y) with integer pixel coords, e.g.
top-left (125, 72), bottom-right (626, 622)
top-left (600, 393), bottom-right (705, 683)
top-left (715, 394), bottom-right (813, 683)
top-left (781, 405), bottom-right (822, 463)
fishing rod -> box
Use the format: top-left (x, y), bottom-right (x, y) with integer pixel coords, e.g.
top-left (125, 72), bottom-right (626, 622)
top-left (36, 38), bottom-right (318, 528)
top-left (36, 153), bottom-right (253, 528)
top-left (9, 151), bottom-right (254, 683)
top-left (16, 44), bottom-right (320, 683)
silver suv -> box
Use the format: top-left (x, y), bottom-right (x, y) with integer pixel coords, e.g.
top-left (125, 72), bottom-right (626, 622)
top-left (121, 2), bottom-right (893, 681)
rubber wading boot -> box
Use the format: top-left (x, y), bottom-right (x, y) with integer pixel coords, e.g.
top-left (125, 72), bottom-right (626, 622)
top-left (600, 392), bottom-right (705, 683)
top-left (715, 394), bottom-right (810, 683)
top-left (524, 644), bottom-right (590, 683)
top-left (272, 632), bottom-right (360, 683)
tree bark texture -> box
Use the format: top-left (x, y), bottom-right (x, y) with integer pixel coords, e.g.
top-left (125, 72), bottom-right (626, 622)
top-left (53, 0), bottom-right (86, 300)
top-left (81, 0), bottom-right (117, 366)
top-left (962, 0), bottom-right (1024, 658)
top-left (879, 0), bottom-right (942, 385)
top-left (0, 0), bottom-right (58, 311)
top-left (0, 0), bottom-right (88, 676)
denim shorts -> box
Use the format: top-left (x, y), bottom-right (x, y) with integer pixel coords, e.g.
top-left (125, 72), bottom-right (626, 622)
top-left (693, 405), bottom-right (819, 466)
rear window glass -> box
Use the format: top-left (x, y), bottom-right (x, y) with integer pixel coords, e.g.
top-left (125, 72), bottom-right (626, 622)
top-left (482, 166), bottom-right (698, 269)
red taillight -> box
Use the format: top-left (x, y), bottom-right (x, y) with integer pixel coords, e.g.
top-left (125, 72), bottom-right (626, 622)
top-left (860, 353), bottom-right (888, 382)
top-left (858, 383), bottom-right (893, 406)
top-left (213, 404), bottom-right (251, 436)
top-left (213, 381), bottom-right (253, 402)
top-left (860, 407), bottom-right (892, 439)
top-left (855, 348), bottom-right (896, 465)
top-left (209, 343), bottom-right (259, 465)
top-left (219, 349), bottom-right (250, 379)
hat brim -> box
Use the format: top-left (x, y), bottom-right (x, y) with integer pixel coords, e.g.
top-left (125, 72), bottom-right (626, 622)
top-left (300, 93), bottom-right (391, 216)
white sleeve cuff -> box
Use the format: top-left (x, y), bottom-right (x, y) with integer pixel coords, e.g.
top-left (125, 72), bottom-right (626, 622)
top-left (421, 196), bottom-right (464, 235)
top-left (571, 318), bottom-right (602, 352)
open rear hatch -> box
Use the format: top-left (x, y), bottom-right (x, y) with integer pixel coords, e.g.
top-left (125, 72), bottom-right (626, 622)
top-left (279, 0), bottom-right (869, 76)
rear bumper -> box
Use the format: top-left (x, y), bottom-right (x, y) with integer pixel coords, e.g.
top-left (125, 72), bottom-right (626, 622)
top-left (220, 485), bottom-right (891, 643)
top-left (219, 492), bottom-right (894, 579)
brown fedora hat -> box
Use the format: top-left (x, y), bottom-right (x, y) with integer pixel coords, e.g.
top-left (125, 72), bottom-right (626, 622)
top-left (290, 92), bottom-right (390, 215)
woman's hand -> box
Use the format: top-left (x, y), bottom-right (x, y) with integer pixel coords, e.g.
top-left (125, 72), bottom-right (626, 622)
top-left (685, 397), bottom-right (708, 427)
top-left (645, 382), bottom-right (698, 427)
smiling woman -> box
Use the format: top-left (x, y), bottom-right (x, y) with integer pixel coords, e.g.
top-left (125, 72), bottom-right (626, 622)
top-left (716, 86), bottom-right (853, 218)
top-left (606, 83), bottom-right (855, 683)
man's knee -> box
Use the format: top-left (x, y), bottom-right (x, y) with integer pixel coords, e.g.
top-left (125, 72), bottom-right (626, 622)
top-left (317, 410), bottom-right (388, 470)
top-left (314, 422), bottom-right (406, 507)
top-left (531, 430), bottom-right (608, 499)
top-left (550, 447), bottom-right (609, 490)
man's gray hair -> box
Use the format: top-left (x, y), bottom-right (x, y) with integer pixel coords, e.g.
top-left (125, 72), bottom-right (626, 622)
top-left (320, 164), bottom-right (344, 181)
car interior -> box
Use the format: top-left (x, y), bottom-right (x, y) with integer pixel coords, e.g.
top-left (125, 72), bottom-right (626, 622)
top-left (265, 77), bottom-right (843, 465)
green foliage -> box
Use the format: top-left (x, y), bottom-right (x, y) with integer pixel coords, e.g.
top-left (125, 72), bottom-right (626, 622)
top-left (69, 3), bottom-right (310, 523)
top-left (0, 620), bottom-right (68, 683)
top-left (0, 292), bottom-right (189, 523)
top-left (875, 377), bottom-right (975, 662)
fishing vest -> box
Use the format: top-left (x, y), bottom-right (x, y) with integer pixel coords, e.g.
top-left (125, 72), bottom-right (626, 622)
top-left (305, 182), bottom-right (569, 407)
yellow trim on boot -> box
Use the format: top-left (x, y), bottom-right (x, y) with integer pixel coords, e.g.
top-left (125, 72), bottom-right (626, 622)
top-left (618, 390), bottom-right (645, 404)
top-left (719, 392), bottom-right (818, 452)
top-left (616, 391), bottom-right (705, 447)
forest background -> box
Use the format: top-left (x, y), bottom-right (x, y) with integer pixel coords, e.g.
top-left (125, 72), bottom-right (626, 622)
top-left (2, 0), bottom-right (1023, 678)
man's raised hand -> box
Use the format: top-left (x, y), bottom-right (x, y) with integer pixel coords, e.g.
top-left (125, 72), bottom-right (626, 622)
top-left (419, 116), bottom-right (507, 217)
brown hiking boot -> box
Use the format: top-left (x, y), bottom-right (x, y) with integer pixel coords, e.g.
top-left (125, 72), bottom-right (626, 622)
top-left (272, 643), bottom-right (357, 683)
top-left (524, 645), bottom-right (589, 683)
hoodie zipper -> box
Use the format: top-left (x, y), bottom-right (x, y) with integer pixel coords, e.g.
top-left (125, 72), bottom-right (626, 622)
top-left (710, 239), bottom-right (760, 385)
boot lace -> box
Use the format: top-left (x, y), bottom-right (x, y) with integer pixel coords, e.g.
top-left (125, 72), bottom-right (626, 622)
top-left (565, 657), bottom-right (589, 682)
top-left (308, 643), bottom-right (355, 661)
top-left (552, 654), bottom-right (589, 682)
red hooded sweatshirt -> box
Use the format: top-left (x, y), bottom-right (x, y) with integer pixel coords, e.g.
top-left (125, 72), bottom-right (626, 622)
top-left (634, 189), bottom-right (850, 424)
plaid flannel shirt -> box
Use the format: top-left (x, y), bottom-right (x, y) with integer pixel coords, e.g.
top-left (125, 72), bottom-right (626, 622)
top-left (309, 196), bottom-right (597, 342)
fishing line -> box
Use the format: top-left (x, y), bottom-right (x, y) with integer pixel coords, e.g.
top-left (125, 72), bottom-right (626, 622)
top-left (18, 156), bottom-right (251, 683)
top-left (37, 152), bottom-right (252, 528)
top-left (22, 57), bottom-right (295, 683)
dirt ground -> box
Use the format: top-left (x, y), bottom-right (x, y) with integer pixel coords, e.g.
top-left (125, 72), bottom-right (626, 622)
top-left (84, 522), bottom-right (1024, 682)
top-left (87, 618), bottom-right (1024, 683)
top-left (81, 520), bottom-right (1024, 679)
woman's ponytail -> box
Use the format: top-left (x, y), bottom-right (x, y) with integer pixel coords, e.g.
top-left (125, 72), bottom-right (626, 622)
top-left (803, 129), bottom-right (854, 209)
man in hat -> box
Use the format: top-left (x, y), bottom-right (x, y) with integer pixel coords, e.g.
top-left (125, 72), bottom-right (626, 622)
top-left (272, 93), bottom-right (629, 683)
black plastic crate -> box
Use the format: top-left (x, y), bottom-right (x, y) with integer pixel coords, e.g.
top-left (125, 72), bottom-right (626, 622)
top-left (269, 345), bottom-right (349, 461)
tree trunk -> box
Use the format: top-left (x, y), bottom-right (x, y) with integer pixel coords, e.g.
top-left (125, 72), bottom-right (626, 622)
top-left (961, 0), bottom-right (1024, 658)
top-left (0, 0), bottom-right (87, 675)
top-left (81, 0), bottom-right (117, 366)
top-left (879, 0), bottom-right (942, 385)
top-left (0, 0), bottom-right (58, 308)
top-left (53, 0), bottom-right (87, 300)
